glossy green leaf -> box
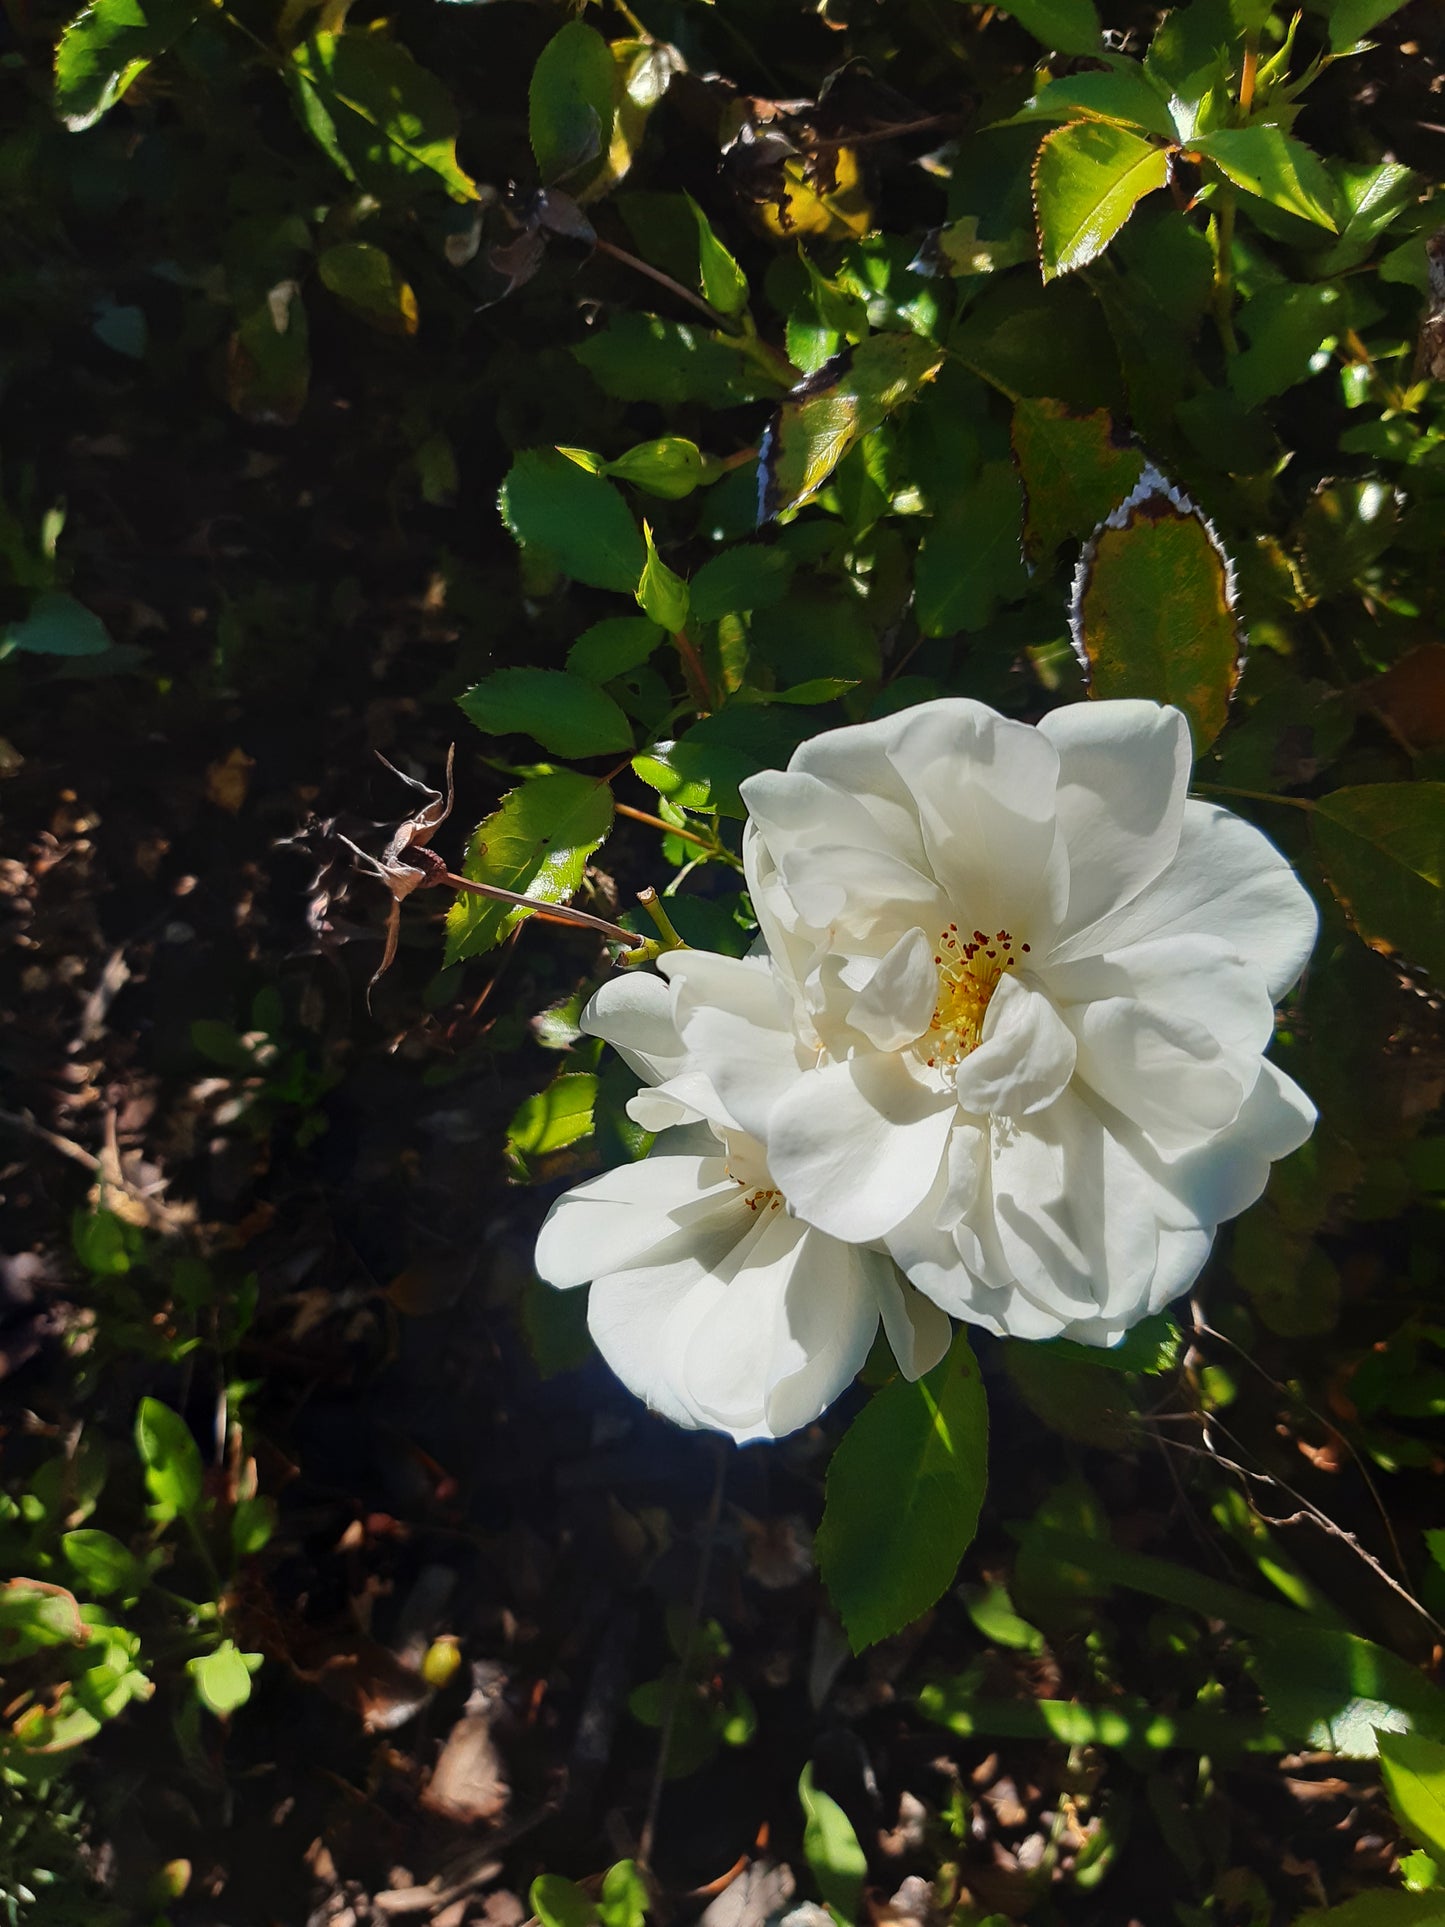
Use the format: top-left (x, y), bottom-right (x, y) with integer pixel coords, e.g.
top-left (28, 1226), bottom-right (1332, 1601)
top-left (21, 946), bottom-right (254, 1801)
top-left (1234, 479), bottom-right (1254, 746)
top-left (816, 1334), bottom-right (988, 1651)
top-left (317, 242), bottom-right (418, 336)
top-left (635, 523), bottom-right (689, 631)
top-left (3, 591), bottom-right (112, 658)
top-left (760, 333), bottom-right (943, 519)
top-left (1193, 127), bottom-right (1339, 232)
top-left (507, 1072), bottom-right (597, 1174)
top-left (1032, 120), bottom-right (1169, 279)
top-left (566, 617), bottom-right (664, 683)
top-left (135, 1398), bottom-right (204, 1523)
top-left (445, 773), bottom-right (615, 962)
top-left (993, 0), bottom-right (1102, 57)
top-left (1379, 1730), bottom-right (1445, 1858)
top-left (458, 668), bottom-right (633, 759)
top-left (189, 1640), bottom-right (261, 1717)
top-left (53, 0), bottom-right (203, 132)
top-left (1312, 785), bottom-right (1445, 985)
top-left (1010, 397), bottom-right (1144, 567)
top-left (528, 20), bottom-right (617, 188)
top-left (1069, 470), bottom-right (1244, 749)
top-left (290, 32), bottom-right (479, 203)
top-left (687, 194), bottom-right (748, 318)
top-left (1013, 68), bottom-right (1178, 140)
top-left (915, 461), bottom-right (1029, 635)
top-left (799, 1763), bottom-right (868, 1927)
top-left (500, 450), bottom-right (645, 593)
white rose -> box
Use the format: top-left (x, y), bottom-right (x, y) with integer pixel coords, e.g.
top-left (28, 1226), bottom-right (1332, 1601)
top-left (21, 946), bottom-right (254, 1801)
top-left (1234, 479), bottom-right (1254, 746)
top-left (533, 970), bottom-right (950, 1442)
top-left (669, 697), bottom-right (1319, 1346)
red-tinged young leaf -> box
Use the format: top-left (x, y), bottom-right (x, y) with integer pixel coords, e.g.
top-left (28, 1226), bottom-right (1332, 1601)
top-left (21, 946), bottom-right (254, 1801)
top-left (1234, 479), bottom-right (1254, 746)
top-left (445, 773), bottom-right (615, 963)
top-left (1311, 784), bottom-right (1445, 986)
top-left (1010, 397), bottom-right (1145, 567)
top-left (1032, 121), bottom-right (1170, 280)
top-left (1069, 467), bottom-right (1244, 749)
top-left (816, 1334), bottom-right (988, 1651)
top-left (1192, 127), bottom-right (1339, 232)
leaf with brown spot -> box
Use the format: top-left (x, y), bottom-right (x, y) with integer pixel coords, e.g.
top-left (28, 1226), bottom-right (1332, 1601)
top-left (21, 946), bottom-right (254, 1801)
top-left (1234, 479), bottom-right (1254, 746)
top-left (1010, 397), bottom-right (1143, 569)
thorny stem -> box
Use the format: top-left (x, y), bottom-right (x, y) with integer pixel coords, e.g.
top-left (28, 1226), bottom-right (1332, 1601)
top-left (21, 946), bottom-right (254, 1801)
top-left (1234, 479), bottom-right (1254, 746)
top-left (444, 870), bottom-right (646, 948)
top-left (638, 1441), bottom-right (727, 1873)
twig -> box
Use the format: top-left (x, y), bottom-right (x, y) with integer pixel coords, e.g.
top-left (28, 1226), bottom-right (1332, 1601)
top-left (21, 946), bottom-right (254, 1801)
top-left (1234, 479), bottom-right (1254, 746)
top-left (593, 237), bottom-right (736, 334)
top-left (444, 870), bottom-right (646, 948)
top-left (0, 1108), bottom-right (100, 1171)
top-left (638, 1441), bottom-right (728, 1872)
top-left (615, 803), bottom-right (715, 852)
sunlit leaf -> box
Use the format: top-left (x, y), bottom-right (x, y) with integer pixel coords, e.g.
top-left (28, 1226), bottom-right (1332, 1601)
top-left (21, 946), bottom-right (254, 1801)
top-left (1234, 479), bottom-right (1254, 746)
top-left (54, 0), bottom-right (203, 132)
top-left (318, 242), bottom-right (419, 335)
top-left (500, 450), bottom-right (645, 593)
top-left (1032, 121), bottom-right (1170, 280)
top-left (991, 0), bottom-right (1102, 57)
top-left (760, 334), bottom-right (943, 520)
top-left (290, 32), bottom-right (480, 203)
top-left (134, 1398), bottom-right (204, 1524)
top-left (445, 773), bottom-right (615, 962)
top-left (1379, 1730), bottom-right (1445, 1859)
top-left (188, 1640), bottom-right (261, 1717)
top-left (1193, 127), bottom-right (1339, 231)
top-left (799, 1763), bottom-right (868, 1927)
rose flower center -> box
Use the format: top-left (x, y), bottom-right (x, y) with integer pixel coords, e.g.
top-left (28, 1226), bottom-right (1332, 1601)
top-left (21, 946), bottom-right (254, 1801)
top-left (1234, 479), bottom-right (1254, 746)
top-left (921, 925), bottom-right (1030, 1071)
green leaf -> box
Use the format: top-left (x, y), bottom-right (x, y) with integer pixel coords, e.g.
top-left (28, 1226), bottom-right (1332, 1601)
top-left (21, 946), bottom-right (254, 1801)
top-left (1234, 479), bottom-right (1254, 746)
top-left (1032, 121), bottom-right (1170, 280)
top-left (528, 20), bottom-right (617, 189)
top-left (1229, 283), bottom-right (1346, 408)
top-left (506, 1072), bottom-right (597, 1176)
top-left (3, 591), bottom-right (112, 658)
top-left (1010, 397), bottom-right (1145, 568)
top-left (567, 617), bottom-right (664, 683)
top-left (993, 0), bottom-right (1102, 57)
top-left (1312, 785), bottom-right (1445, 986)
top-left (688, 546), bottom-right (795, 623)
top-left (816, 1335), bottom-right (988, 1652)
top-left (317, 242), bottom-right (418, 336)
top-left (1013, 67), bottom-right (1178, 139)
top-left (1042, 1311), bottom-right (1183, 1375)
top-left (573, 314), bottom-right (784, 408)
top-left (458, 668), bottom-right (633, 759)
top-left (915, 461), bottom-right (1029, 635)
top-left (1251, 1626), bottom-right (1445, 1757)
top-left (604, 437), bottom-right (706, 500)
top-left (760, 333), bottom-right (944, 519)
top-left (231, 1495), bottom-right (277, 1560)
top-left (1069, 469), bottom-right (1244, 750)
top-left (636, 524), bottom-right (689, 631)
top-left (531, 1875), bottom-right (600, 1927)
top-left (60, 1530), bottom-right (146, 1600)
top-left (1318, 162), bottom-right (1420, 273)
top-left (289, 32), bottom-right (479, 203)
top-left (686, 194), bottom-right (748, 318)
top-left (1192, 127), bottom-right (1339, 231)
top-left (500, 450), bottom-right (645, 593)
top-left (597, 1861), bottom-right (648, 1927)
top-left (1323, 0), bottom-right (1412, 52)
top-left (134, 1398), bottom-right (204, 1524)
top-left (188, 1640), bottom-right (261, 1718)
top-left (798, 1763), bottom-right (868, 1927)
top-left (1427, 1529), bottom-right (1445, 1574)
top-left (1379, 1731), bottom-right (1445, 1859)
top-left (445, 773), bottom-right (615, 963)
top-left (53, 0), bottom-right (202, 133)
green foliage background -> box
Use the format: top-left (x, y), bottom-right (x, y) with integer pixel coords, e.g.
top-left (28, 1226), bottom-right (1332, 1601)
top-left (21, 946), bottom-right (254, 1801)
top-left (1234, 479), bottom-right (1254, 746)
top-left (3, 0), bottom-right (1445, 1917)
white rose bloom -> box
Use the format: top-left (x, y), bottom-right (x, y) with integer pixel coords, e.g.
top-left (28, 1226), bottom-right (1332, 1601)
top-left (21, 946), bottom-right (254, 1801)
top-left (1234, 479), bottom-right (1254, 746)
top-left (668, 697), bottom-right (1319, 1347)
top-left (533, 970), bottom-right (951, 1443)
